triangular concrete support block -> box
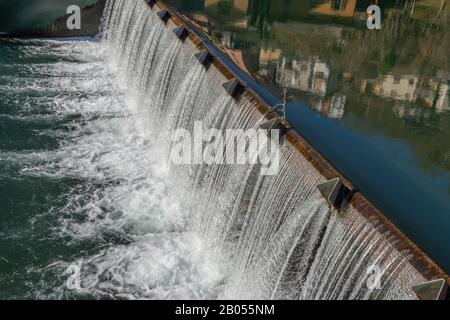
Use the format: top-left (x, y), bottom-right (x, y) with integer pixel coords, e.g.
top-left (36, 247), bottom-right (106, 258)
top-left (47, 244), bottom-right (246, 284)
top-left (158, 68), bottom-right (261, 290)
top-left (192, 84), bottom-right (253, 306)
top-left (195, 50), bottom-right (214, 69)
top-left (260, 118), bottom-right (279, 131)
top-left (412, 279), bottom-right (448, 300)
top-left (222, 78), bottom-right (246, 99)
top-left (145, 0), bottom-right (157, 8)
top-left (173, 26), bottom-right (189, 41)
top-left (157, 9), bottom-right (171, 24)
top-left (259, 118), bottom-right (290, 145)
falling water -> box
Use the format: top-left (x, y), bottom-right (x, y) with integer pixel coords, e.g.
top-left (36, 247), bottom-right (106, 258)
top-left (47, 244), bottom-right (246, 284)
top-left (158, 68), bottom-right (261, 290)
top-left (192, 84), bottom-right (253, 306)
top-left (2, 0), bottom-right (428, 299)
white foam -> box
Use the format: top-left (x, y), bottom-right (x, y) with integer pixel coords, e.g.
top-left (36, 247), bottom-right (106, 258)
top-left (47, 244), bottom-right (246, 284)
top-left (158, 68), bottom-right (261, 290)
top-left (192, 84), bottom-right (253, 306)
top-left (6, 0), bottom-right (424, 300)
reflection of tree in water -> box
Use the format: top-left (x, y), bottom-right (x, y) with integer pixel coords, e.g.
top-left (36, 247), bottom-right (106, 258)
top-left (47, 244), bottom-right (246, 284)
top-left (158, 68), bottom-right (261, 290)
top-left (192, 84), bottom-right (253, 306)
top-left (329, 14), bottom-right (450, 173)
top-left (270, 9), bottom-right (450, 81)
top-left (248, 0), bottom-right (272, 36)
top-left (343, 90), bottom-right (450, 174)
top-left (340, 13), bottom-right (450, 77)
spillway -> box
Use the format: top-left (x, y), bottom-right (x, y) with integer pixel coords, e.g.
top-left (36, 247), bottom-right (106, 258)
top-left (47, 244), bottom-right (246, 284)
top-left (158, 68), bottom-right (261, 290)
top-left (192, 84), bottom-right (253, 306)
top-left (94, 0), bottom-right (448, 299)
top-left (2, 0), bottom-right (446, 299)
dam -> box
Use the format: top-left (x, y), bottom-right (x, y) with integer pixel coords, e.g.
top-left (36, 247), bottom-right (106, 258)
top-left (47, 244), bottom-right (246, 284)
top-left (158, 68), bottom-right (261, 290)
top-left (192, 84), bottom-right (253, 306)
top-left (0, 0), bottom-right (448, 300)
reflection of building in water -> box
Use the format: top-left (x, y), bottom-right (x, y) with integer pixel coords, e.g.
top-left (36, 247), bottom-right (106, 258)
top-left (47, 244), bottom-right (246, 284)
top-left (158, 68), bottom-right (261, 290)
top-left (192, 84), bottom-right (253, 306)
top-left (414, 80), bottom-right (438, 107)
top-left (311, 95), bottom-right (346, 119)
top-left (436, 82), bottom-right (450, 113)
top-left (311, 0), bottom-right (357, 17)
top-left (172, 0), bottom-right (449, 30)
top-left (311, 61), bottom-right (330, 96)
top-left (362, 75), bottom-right (450, 112)
top-left (293, 60), bottom-right (312, 91)
top-left (232, 0), bottom-right (249, 12)
top-left (276, 57), bottom-right (333, 97)
top-left (330, 95), bottom-right (346, 118)
top-left (262, 0), bottom-right (370, 20)
top-left (371, 75), bottom-right (419, 102)
top-left (257, 47), bottom-right (281, 78)
top-left (276, 56), bottom-right (344, 118)
top-left (392, 103), bottom-right (435, 124)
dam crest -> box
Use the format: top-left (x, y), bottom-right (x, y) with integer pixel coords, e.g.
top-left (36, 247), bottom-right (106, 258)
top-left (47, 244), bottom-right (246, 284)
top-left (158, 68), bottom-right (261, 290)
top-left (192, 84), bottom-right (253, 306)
top-left (96, 0), bottom-right (448, 300)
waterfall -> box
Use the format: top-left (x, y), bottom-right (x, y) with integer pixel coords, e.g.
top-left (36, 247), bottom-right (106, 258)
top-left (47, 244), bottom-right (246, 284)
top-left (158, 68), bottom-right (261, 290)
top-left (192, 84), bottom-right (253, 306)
top-left (22, 0), bottom-right (426, 299)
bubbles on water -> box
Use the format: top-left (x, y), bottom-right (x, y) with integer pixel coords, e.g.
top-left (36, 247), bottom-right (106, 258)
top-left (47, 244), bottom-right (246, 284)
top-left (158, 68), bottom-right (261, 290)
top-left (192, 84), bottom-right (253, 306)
top-left (49, 233), bottom-right (223, 299)
top-left (1, 37), bottom-right (225, 299)
top-left (1, 1), bottom-right (428, 300)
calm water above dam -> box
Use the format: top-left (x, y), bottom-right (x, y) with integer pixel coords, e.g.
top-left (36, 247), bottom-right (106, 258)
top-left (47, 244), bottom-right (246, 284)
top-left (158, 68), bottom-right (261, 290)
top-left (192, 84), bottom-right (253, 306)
top-left (166, 0), bottom-right (450, 272)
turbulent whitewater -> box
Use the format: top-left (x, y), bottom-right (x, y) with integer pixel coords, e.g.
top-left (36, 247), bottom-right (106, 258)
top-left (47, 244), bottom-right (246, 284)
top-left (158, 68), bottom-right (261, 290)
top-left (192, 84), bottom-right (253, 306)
top-left (0, 0), bottom-right (427, 299)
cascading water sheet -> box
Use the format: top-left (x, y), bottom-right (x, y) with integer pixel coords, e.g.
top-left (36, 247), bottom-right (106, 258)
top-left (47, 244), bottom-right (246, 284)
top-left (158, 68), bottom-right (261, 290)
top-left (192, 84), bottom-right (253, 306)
top-left (0, 0), bottom-right (428, 299)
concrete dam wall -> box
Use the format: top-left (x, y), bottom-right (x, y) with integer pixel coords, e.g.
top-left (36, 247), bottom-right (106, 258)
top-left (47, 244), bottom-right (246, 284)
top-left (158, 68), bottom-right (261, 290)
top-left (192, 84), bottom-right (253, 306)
top-left (98, 0), bottom-right (448, 299)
